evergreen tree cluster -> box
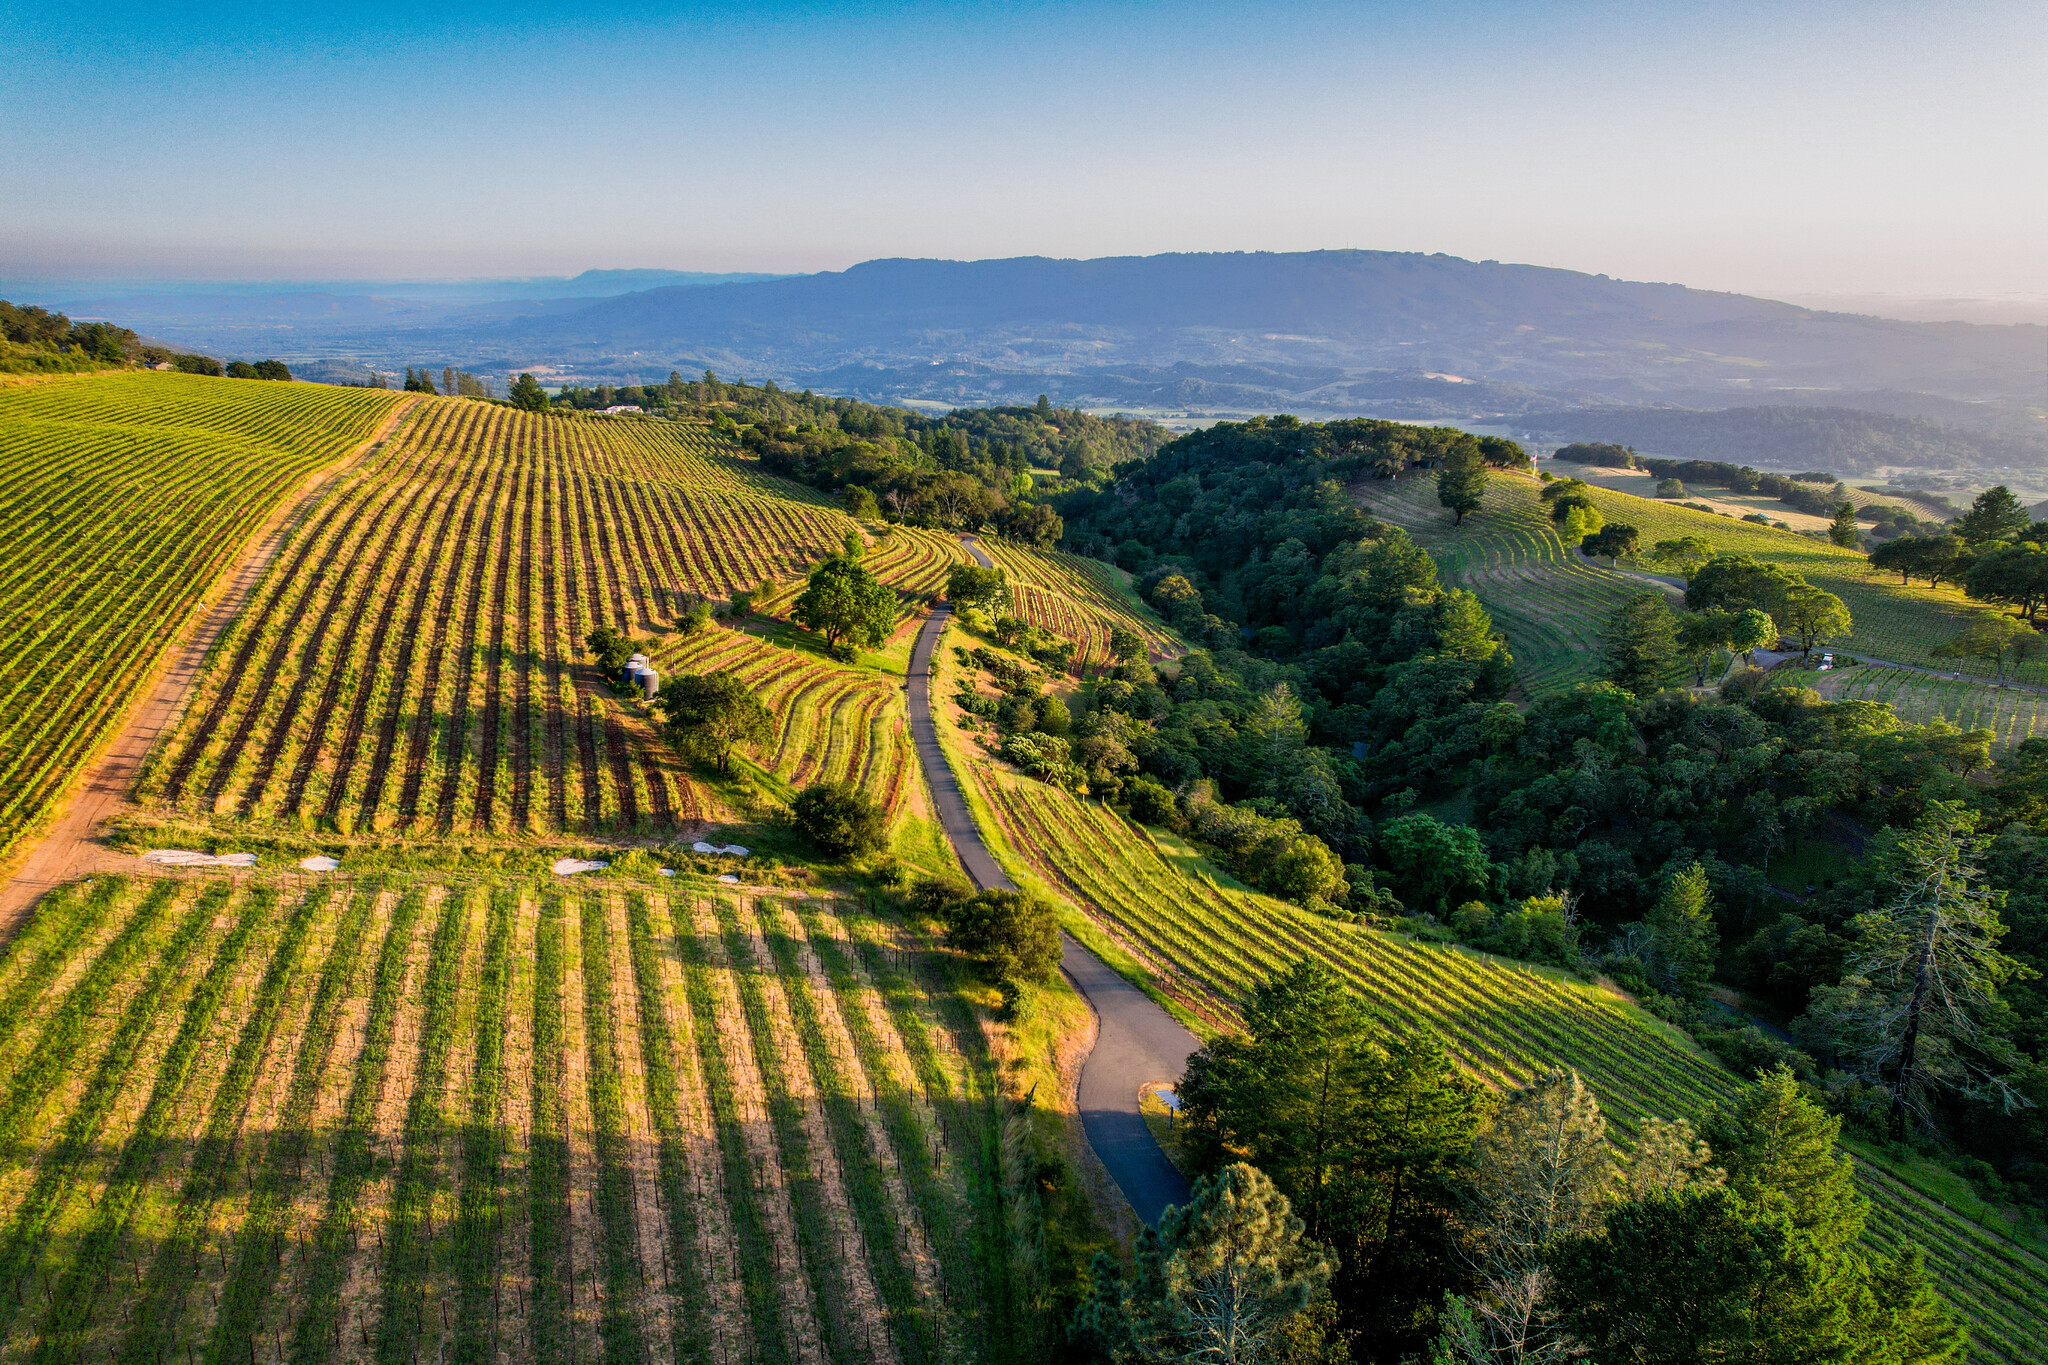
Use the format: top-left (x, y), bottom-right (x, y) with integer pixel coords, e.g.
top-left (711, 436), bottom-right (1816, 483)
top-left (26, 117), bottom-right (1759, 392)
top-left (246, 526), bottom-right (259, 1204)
top-left (1052, 412), bottom-right (2048, 1220)
top-left (1124, 962), bottom-right (1966, 1365)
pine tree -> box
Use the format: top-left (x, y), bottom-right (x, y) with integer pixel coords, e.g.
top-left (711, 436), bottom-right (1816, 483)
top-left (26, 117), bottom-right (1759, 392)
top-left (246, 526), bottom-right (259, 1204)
top-left (1701, 1067), bottom-right (1871, 1362)
top-left (1245, 684), bottom-right (1307, 790)
top-left (1551, 1070), bottom-right (1962, 1365)
top-left (1646, 862), bottom-right (1719, 996)
top-left (1438, 444), bottom-right (1488, 525)
top-left (1955, 484), bottom-right (2031, 545)
top-left (1550, 1185), bottom-right (1782, 1365)
top-left (1799, 802), bottom-right (2026, 1132)
top-left (1128, 1164), bottom-right (1336, 1365)
top-left (1828, 501), bottom-right (1862, 547)
top-left (1455, 1069), bottom-right (1615, 1364)
top-left (508, 372), bottom-right (549, 412)
top-left (1858, 1246), bottom-right (1967, 1365)
top-left (441, 365), bottom-right (456, 397)
top-left (1178, 961), bottom-right (1482, 1361)
top-left (1600, 592), bottom-right (1678, 696)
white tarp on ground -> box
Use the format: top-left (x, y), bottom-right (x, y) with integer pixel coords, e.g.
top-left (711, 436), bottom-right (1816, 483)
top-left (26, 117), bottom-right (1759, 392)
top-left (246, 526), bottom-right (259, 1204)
top-left (142, 849), bottom-right (258, 868)
top-left (298, 856), bottom-right (341, 872)
top-left (691, 842), bottom-right (751, 857)
top-left (551, 858), bottom-right (610, 875)
top-left (717, 873), bottom-right (741, 884)
top-left (659, 868), bottom-right (677, 877)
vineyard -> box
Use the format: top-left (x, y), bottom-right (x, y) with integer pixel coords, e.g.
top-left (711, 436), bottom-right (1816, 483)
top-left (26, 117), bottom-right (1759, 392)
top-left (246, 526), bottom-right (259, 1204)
top-left (976, 541), bottom-right (1179, 669)
top-left (1351, 471), bottom-right (2028, 692)
top-left (656, 627), bottom-right (922, 819)
top-left (1350, 473), bottom-right (1654, 693)
top-left (958, 757), bottom-right (2048, 1362)
top-left (139, 399), bottom-right (875, 836)
top-left (0, 373), bottom-right (401, 864)
top-left (1810, 666), bottom-right (2048, 752)
top-left (0, 873), bottom-right (1035, 1365)
top-left (1571, 480), bottom-right (2027, 681)
top-left (754, 527), bottom-right (973, 642)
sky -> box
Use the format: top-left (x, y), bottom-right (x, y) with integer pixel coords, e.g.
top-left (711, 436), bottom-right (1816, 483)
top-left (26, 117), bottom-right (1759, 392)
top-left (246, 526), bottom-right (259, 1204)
top-left (4, 0), bottom-right (2045, 300)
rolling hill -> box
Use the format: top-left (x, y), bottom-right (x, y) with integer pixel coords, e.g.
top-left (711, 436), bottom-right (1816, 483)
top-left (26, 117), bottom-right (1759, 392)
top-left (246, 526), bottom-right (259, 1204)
top-left (1, 370), bottom-right (2043, 1365)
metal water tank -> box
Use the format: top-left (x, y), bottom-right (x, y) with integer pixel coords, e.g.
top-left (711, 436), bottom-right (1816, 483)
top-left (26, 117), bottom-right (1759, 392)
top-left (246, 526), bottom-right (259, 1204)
top-left (638, 666), bottom-right (660, 699)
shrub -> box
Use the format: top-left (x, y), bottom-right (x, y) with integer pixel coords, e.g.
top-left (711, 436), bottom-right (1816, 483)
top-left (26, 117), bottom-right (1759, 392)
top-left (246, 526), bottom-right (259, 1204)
top-left (1000, 731), bottom-right (1088, 791)
top-left (790, 780), bottom-right (888, 858)
top-left (1182, 787), bottom-right (1345, 908)
top-left (944, 889), bottom-right (1061, 987)
top-left (1124, 776), bottom-right (1180, 829)
top-left (907, 873), bottom-right (972, 921)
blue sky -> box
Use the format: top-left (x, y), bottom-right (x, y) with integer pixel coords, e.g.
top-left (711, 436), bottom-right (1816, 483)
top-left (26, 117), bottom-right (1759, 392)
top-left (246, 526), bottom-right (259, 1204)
top-left (3, 0), bottom-right (2043, 296)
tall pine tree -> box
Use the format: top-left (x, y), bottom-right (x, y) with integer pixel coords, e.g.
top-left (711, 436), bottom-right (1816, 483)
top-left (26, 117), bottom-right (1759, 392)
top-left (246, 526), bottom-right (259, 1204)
top-left (1647, 862), bottom-right (1719, 996)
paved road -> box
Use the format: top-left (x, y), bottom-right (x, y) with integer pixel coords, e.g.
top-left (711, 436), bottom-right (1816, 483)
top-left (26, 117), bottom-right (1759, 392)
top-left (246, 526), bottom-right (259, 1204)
top-left (0, 400), bottom-right (420, 943)
top-left (907, 592), bottom-right (1197, 1226)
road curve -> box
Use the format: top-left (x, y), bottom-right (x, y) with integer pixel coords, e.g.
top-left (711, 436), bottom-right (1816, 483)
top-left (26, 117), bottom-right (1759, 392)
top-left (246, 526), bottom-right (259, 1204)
top-left (908, 554), bottom-right (1198, 1225)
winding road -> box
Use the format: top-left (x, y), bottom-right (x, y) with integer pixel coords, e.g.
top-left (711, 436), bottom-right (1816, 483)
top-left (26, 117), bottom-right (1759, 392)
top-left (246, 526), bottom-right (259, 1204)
top-left (906, 540), bottom-right (1198, 1225)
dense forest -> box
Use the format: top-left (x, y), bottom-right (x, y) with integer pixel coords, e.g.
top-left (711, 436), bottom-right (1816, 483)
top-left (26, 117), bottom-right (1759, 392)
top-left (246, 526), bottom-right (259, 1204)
top-left (941, 413), bottom-right (2048, 1360)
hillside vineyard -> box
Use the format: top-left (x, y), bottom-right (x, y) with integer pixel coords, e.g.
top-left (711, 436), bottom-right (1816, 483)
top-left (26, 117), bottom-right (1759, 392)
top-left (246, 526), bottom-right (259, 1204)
top-left (144, 403), bottom-right (877, 833)
top-left (0, 876), bottom-right (1028, 1365)
top-left (963, 766), bottom-right (2048, 1362)
top-left (3, 373), bottom-right (2045, 1365)
top-left (0, 375), bottom-right (401, 860)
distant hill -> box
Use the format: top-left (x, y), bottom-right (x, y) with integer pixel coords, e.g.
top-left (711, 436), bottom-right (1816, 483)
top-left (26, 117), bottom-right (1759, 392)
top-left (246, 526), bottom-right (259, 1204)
top-left (492, 250), bottom-right (2047, 413)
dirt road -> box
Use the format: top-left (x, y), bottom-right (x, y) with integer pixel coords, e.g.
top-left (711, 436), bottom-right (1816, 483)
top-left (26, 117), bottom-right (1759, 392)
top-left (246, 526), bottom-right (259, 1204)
top-left (0, 398), bottom-right (419, 938)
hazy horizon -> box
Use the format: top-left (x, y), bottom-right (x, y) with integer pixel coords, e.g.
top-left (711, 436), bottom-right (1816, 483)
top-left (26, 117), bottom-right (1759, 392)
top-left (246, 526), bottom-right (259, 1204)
top-left (12, 260), bottom-right (2048, 333)
top-left (5, 0), bottom-right (2044, 302)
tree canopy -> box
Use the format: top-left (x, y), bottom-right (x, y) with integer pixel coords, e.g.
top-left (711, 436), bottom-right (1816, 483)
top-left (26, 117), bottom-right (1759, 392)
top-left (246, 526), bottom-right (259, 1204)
top-left (655, 672), bottom-right (773, 774)
top-left (792, 554), bottom-right (897, 654)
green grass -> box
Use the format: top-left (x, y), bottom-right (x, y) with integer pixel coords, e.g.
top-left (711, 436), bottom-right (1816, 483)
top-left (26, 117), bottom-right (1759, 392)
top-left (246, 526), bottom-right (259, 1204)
top-left (1351, 470), bottom-right (2037, 693)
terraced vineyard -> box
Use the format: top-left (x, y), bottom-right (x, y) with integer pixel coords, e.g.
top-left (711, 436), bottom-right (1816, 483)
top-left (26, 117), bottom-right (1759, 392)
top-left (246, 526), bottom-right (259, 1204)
top-left (961, 761), bottom-right (2048, 1363)
top-left (658, 627), bottom-right (922, 818)
top-left (1350, 473), bottom-right (1654, 692)
top-left (977, 541), bottom-right (1179, 669)
top-left (0, 373), bottom-right (401, 862)
top-left (0, 874), bottom-right (1030, 1365)
top-left (1811, 666), bottom-right (2048, 751)
top-left (1353, 471), bottom-right (2031, 692)
top-left (139, 400), bottom-right (875, 836)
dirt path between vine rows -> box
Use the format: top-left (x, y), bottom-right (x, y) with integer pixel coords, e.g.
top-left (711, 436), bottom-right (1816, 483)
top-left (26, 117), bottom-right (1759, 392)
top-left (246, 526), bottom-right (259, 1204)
top-left (910, 543), bottom-right (1197, 1225)
top-left (0, 398), bottom-right (420, 940)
